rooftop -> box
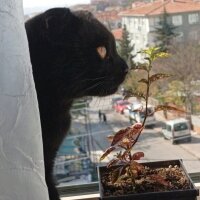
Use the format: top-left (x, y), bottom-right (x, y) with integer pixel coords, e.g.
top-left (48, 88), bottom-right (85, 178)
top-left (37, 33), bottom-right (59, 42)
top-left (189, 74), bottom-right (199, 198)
top-left (111, 28), bottom-right (122, 40)
top-left (119, 0), bottom-right (200, 16)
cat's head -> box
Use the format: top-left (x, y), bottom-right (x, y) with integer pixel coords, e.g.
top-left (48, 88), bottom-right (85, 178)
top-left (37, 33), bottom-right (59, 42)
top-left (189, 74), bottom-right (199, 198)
top-left (26, 8), bottom-right (129, 98)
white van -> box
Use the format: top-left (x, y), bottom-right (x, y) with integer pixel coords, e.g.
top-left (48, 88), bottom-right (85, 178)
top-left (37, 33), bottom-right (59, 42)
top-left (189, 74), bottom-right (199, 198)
top-left (129, 104), bottom-right (156, 128)
top-left (161, 118), bottom-right (191, 144)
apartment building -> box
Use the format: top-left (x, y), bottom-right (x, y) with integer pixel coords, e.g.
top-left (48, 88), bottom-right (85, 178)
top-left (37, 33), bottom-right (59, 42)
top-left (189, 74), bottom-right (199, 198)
top-left (119, 0), bottom-right (200, 62)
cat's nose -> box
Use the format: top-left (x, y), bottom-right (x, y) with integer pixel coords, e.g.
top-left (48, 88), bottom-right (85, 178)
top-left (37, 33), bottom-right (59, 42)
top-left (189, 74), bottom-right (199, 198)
top-left (124, 65), bottom-right (129, 74)
top-left (121, 59), bottom-right (129, 75)
top-left (116, 56), bottom-right (129, 76)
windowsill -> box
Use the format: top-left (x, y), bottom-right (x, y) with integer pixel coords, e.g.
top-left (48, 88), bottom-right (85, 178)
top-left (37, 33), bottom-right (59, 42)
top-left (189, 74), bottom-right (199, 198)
top-left (58, 173), bottom-right (200, 199)
top-left (61, 185), bottom-right (200, 200)
top-left (61, 187), bottom-right (200, 200)
top-left (61, 193), bottom-right (99, 200)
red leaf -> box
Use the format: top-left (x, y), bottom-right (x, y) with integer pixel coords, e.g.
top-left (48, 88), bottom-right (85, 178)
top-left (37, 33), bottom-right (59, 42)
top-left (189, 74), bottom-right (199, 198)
top-left (111, 127), bottom-right (131, 146)
top-left (150, 174), bottom-right (169, 186)
top-left (100, 146), bottom-right (115, 161)
top-left (107, 158), bottom-right (119, 168)
top-left (130, 160), bottom-right (144, 174)
top-left (106, 135), bottom-right (114, 143)
top-left (155, 105), bottom-right (185, 113)
top-left (111, 165), bottom-right (128, 183)
top-left (149, 73), bottom-right (171, 84)
top-left (132, 152), bottom-right (144, 160)
top-left (129, 123), bottom-right (143, 136)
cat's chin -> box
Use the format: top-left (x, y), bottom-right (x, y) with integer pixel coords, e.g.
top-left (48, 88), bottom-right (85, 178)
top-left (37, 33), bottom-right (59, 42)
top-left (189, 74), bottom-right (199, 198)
top-left (97, 86), bottom-right (119, 97)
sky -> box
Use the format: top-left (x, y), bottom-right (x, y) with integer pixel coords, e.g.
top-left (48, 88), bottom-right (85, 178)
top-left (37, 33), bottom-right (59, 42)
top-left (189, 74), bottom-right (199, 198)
top-left (23, 0), bottom-right (90, 14)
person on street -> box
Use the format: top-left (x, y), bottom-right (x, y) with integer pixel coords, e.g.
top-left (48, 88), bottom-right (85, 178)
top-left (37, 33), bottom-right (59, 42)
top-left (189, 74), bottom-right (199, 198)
top-left (98, 110), bottom-right (102, 122)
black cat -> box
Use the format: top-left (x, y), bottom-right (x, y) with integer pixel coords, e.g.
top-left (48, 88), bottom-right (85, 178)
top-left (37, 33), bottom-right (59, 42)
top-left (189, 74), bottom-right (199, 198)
top-left (25, 8), bottom-right (128, 200)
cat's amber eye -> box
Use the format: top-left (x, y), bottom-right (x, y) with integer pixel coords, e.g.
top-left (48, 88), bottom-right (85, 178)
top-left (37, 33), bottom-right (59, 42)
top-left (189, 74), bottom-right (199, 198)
top-left (97, 46), bottom-right (107, 59)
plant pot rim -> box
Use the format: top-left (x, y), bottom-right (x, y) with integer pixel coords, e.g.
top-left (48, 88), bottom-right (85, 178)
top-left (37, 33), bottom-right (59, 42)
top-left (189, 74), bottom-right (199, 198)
top-left (97, 159), bottom-right (199, 200)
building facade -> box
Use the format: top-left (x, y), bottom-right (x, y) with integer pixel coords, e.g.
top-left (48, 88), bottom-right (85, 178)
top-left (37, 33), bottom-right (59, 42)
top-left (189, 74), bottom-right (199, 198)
top-left (119, 0), bottom-right (200, 62)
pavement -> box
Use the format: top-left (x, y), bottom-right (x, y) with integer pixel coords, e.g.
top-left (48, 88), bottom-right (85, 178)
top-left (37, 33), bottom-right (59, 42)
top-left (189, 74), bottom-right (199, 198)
top-left (89, 97), bottom-right (200, 174)
top-left (155, 111), bottom-right (200, 167)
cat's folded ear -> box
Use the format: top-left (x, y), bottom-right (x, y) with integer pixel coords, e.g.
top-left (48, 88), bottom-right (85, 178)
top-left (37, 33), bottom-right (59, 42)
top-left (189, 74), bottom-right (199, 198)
top-left (43, 8), bottom-right (80, 44)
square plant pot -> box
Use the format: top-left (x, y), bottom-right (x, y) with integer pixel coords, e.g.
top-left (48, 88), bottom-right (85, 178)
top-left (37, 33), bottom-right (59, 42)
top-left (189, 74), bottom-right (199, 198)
top-left (97, 159), bottom-right (199, 200)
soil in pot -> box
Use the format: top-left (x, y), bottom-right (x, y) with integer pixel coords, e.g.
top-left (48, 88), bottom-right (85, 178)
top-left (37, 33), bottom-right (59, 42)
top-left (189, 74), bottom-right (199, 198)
top-left (101, 164), bottom-right (190, 197)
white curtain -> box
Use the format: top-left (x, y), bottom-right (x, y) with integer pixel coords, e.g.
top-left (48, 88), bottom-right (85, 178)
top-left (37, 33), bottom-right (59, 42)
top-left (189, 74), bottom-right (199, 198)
top-left (0, 0), bottom-right (49, 199)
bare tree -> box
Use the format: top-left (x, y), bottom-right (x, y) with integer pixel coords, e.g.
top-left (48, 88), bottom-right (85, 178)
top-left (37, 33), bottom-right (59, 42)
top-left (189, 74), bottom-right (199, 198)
top-left (154, 41), bottom-right (200, 127)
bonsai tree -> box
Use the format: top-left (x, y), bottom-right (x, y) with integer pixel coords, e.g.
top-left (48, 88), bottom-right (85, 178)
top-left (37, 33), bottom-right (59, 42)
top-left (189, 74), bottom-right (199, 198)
top-left (99, 47), bottom-right (190, 196)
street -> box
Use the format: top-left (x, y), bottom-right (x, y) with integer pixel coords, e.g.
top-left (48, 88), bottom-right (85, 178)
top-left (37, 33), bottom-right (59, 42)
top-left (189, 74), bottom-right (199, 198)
top-left (89, 96), bottom-right (200, 174)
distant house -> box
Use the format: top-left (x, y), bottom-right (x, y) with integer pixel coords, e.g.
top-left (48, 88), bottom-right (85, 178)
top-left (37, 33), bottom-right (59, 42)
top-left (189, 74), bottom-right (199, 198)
top-left (112, 28), bottom-right (123, 49)
top-left (119, 0), bottom-right (200, 62)
top-left (95, 10), bottom-right (122, 30)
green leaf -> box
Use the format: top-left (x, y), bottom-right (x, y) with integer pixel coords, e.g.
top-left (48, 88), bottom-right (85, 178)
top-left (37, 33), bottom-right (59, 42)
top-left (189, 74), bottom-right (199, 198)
top-left (149, 73), bottom-right (172, 84)
top-left (156, 52), bottom-right (169, 58)
top-left (140, 47), bottom-right (170, 62)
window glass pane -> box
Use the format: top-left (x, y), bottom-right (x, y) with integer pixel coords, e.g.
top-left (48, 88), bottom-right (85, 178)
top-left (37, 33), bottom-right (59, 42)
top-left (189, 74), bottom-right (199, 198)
top-left (166, 125), bottom-right (171, 131)
top-left (172, 15), bottom-right (182, 25)
top-left (174, 123), bottom-right (188, 132)
top-left (188, 13), bottom-right (199, 24)
top-left (54, 100), bottom-right (99, 186)
top-left (23, 1), bottom-right (200, 197)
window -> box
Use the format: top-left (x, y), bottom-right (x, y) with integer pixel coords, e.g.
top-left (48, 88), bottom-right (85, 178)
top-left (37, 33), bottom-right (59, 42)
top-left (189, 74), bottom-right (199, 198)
top-left (174, 123), bottom-right (188, 132)
top-left (134, 18), bottom-right (138, 26)
top-left (172, 15), bottom-right (182, 26)
top-left (188, 13), bottom-right (199, 24)
top-left (166, 125), bottom-right (172, 131)
top-left (22, 1), bottom-right (200, 199)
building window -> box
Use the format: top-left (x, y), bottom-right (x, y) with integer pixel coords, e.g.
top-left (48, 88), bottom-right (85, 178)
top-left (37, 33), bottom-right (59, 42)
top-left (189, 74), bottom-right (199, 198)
top-left (172, 15), bottom-right (182, 26)
top-left (134, 18), bottom-right (138, 26)
top-left (188, 13), bottom-right (199, 24)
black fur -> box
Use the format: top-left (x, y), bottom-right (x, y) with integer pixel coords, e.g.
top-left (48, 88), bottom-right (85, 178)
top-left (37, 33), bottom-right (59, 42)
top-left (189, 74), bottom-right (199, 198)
top-left (25, 8), bottom-right (128, 200)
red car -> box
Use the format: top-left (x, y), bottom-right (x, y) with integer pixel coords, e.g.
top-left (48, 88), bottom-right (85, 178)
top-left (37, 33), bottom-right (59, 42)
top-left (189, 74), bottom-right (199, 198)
top-left (114, 100), bottom-right (130, 114)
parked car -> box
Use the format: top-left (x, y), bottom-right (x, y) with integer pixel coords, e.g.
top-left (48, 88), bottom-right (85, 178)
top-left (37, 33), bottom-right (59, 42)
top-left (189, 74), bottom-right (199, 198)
top-left (161, 118), bottom-right (191, 144)
top-left (123, 101), bottom-right (142, 118)
top-left (129, 104), bottom-right (156, 128)
top-left (114, 100), bottom-right (130, 114)
top-left (111, 96), bottom-right (123, 108)
top-left (123, 105), bottom-right (131, 117)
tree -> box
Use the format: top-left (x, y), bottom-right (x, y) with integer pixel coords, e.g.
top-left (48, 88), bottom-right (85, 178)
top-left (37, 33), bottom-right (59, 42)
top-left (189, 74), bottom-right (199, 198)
top-left (154, 8), bottom-right (177, 52)
top-left (0, 1), bottom-right (49, 199)
top-left (154, 41), bottom-right (200, 128)
top-left (118, 25), bottom-right (134, 67)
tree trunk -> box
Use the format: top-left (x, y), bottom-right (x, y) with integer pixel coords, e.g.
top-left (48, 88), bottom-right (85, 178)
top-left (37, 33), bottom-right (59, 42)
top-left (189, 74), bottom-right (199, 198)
top-left (0, 0), bottom-right (49, 199)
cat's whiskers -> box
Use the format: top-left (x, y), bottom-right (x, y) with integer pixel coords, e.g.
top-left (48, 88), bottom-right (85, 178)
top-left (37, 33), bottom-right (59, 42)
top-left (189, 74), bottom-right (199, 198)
top-left (83, 80), bottom-right (104, 93)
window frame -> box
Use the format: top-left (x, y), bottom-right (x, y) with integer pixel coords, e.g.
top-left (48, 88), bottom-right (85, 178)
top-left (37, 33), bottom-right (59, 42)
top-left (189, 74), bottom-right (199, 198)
top-left (188, 13), bottom-right (199, 24)
top-left (172, 15), bottom-right (182, 26)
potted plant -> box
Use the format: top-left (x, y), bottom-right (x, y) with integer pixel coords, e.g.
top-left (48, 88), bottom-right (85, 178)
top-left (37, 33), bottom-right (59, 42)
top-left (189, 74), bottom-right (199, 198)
top-left (98, 47), bottom-right (199, 200)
